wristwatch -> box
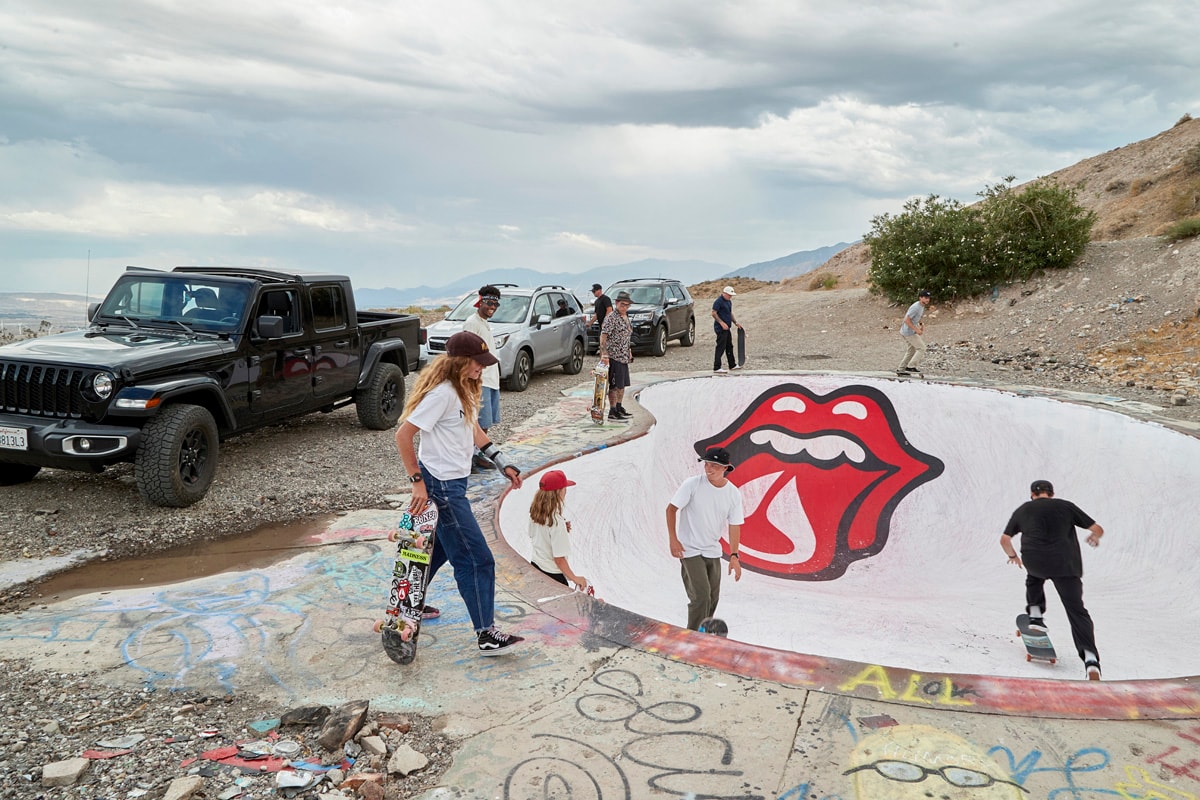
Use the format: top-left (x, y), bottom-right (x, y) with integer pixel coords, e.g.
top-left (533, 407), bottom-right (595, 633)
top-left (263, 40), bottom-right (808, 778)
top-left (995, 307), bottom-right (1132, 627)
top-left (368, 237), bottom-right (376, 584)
top-left (408, 473), bottom-right (423, 484)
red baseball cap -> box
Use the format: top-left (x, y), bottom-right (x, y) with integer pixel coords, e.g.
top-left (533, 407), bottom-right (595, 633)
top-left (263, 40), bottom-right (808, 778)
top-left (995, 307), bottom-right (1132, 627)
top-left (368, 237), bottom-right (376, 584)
top-left (539, 469), bottom-right (576, 491)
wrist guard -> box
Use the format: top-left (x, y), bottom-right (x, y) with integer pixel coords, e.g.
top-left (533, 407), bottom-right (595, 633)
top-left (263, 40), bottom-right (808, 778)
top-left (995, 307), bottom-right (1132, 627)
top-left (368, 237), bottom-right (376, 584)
top-left (481, 442), bottom-right (520, 476)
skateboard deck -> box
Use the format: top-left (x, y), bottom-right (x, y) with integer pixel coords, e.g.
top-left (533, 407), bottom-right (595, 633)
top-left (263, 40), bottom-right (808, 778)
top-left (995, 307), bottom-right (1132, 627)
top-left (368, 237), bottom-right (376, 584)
top-left (1016, 613), bottom-right (1057, 664)
top-left (589, 361), bottom-right (609, 425)
top-left (698, 617), bottom-right (729, 637)
top-left (374, 505), bottom-right (439, 665)
top-left (895, 369), bottom-right (924, 379)
top-left (736, 328), bottom-right (747, 367)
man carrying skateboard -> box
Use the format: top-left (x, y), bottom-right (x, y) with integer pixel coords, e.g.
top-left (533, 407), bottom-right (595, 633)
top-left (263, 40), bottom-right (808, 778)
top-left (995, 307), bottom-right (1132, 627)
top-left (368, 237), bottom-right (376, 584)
top-left (667, 447), bottom-right (744, 630)
top-left (1000, 479), bottom-right (1105, 679)
top-left (897, 289), bottom-right (931, 374)
top-left (711, 286), bottom-right (742, 373)
top-left (598, 291), bottom-right (634, 420)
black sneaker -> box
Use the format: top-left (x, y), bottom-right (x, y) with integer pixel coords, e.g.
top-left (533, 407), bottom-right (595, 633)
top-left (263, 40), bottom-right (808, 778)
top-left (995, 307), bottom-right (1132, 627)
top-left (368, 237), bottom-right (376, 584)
top-left (477, 627), bottom-right (525, 656)
top-left (1027, 616), bottom-right (1047, 632)
top-left (614, 406), bottom-right (633, 418)
top-left (421, 605), bottom-right (440, 620)
top-left (904, 367), bottom-right (920, 372)
top-left (608, 411), bottom-right (628, 422)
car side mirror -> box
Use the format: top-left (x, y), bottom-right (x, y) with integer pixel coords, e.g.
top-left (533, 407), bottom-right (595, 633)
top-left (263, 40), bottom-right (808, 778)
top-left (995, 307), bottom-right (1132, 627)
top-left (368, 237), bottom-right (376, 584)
top-left (255, 315), bottom-right (285, 339)
top-left (87, 302), bottom-right (100, 322)
top-left (666, 297), bottom-right (678, 306)
top-left (534, 313), bottom-right (552, 327)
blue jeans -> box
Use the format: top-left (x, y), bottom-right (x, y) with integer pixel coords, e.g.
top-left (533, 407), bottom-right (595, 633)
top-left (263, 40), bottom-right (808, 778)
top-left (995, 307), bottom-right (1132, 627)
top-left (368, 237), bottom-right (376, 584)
top-left (478, 387), bottom-right (501, 430)
top-left (420, 465), bottom-right (496, 633)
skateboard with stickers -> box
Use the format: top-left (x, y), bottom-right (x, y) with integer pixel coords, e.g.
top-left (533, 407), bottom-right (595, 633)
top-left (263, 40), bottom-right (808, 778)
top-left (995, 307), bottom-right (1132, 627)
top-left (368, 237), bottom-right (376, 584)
top-left (373, 505), bottom-right (439, 665)
top-left (589, 361), bottom-right (609, 424)
top-left (1016, 613), bottom-right (1057, 664)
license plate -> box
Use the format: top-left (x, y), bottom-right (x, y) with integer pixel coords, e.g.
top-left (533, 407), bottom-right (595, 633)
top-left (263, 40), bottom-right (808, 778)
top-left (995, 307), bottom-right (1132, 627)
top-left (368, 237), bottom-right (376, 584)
top-left (0, 425), bottom-right (28, 450)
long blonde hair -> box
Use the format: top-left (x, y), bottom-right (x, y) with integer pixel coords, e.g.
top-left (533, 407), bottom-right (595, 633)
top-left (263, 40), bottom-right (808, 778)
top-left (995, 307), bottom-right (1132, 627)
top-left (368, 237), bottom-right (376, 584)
top-left (529, 488), bottom-right (566, 527)
top-left (402, 355), bottom-right (481, 424)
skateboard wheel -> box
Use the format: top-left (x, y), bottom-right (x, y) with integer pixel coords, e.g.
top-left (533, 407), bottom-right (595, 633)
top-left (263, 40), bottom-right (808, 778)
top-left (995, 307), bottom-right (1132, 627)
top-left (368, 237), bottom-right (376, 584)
top-left (388, 531), bottom-right (400, 542)
top-left (372, 620), bottom-right (384, 633)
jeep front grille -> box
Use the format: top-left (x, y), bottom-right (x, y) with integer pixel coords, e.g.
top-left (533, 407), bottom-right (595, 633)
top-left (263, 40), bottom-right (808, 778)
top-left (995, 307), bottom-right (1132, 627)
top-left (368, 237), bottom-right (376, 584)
top-left (0, 361), bottom-right (87, 418)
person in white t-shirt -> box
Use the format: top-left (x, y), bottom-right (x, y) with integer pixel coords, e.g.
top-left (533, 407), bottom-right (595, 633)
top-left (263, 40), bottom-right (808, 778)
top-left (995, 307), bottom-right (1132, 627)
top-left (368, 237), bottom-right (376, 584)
top-left (666, 446), bottom-right (744, 630)
top-left (461, 285), bottom-right (502, 471)
top-left (395, 331), bottom-right (526, 656)
top-left (527, 469), bottom-right (588, 590)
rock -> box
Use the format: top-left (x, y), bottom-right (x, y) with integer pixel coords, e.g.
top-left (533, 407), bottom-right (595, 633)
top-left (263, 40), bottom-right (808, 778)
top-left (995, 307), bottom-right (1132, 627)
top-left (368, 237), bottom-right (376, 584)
top-left (163, 775), bottom-right (205, 800)
top-left (327, 767), bottom-right (344, 786)
top-left (360, 781), bottom-right (385, 800)
top-left (386, 743), bottom-right (429, 776)
top-left (42, 757), bottom-right (89, 787)
top-left (360, 735), bottom-right (387, 756)
top-left (1172, 393), bottom-right (1189, 406)
top-left (282, 704), bottom-right (332, 727)
top-left (317, 700), bottom-right (370, 751)
top-left (375, 713), bottom-right (411, 733)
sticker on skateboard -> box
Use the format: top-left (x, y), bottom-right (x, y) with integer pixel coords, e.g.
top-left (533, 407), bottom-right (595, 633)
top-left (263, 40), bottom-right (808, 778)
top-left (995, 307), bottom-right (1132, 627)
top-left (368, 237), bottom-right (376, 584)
top-left (374, 505), bottom-right (439, 665)
top-left (589, 361), bottom-right (609, 425)
top-left (1016, 613), bottom-right (1057, 664)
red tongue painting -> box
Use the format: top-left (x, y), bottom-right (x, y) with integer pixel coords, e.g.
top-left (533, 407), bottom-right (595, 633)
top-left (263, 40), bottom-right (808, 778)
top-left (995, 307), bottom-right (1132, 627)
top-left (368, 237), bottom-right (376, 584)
top-left (695, 383), bottom-right (944, 580)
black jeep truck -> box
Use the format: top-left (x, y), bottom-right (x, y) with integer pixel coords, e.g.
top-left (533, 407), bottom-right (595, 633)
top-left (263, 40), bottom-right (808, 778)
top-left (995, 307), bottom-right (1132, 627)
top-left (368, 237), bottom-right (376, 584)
top-left (0, 266), bottom-right (422, 507)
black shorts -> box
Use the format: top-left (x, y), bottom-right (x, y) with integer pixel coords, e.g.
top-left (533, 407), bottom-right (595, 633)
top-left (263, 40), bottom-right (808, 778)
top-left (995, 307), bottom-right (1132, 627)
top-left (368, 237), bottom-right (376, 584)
top-left (609, 359), bottom-right (631, 389)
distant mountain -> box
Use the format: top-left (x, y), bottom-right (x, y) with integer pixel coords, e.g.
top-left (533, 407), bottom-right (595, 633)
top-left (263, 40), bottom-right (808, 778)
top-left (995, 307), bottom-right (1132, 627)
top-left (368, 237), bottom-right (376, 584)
top-left (724, 243), bottom-right (855, 282)
top-left (355, 258), bottom-right (732, 309)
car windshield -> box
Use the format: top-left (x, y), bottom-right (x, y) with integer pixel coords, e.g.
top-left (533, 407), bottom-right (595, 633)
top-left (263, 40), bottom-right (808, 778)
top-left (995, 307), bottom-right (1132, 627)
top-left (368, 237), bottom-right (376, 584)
top-left (97, 275), bottom-right (251, 331)
top-left (444, 294), bottom-right (531, 324)
top-left (610, 285), bottom-right (663, 305)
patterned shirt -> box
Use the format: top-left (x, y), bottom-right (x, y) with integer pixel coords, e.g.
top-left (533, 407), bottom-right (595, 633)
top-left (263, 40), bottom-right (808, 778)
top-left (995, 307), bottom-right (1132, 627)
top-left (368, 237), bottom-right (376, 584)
top-left (600, 310), bottom-right (633, 363)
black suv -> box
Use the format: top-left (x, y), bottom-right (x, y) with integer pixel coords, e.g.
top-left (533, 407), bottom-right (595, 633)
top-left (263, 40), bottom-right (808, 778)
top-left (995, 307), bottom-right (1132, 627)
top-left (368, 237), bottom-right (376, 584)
top-left (587, 278), bottom-right (696, 356)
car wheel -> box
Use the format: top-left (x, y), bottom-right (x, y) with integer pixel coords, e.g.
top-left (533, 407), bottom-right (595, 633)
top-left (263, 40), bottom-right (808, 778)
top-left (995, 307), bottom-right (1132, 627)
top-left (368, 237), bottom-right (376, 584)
top-left (680, 317), bottom-right (696, 347)
top-left (506, 349), bottom-right (533, 392)
top-left (0, 463), bottom-right (41, 485)
top-left (563, 339), bottom-right (585, 375)
top-left (135, 404), bottom-right (219, 507)
top-left (355, 362), bottom-right (406, 430)
top-left (651, 324), bottom-right (668, 357)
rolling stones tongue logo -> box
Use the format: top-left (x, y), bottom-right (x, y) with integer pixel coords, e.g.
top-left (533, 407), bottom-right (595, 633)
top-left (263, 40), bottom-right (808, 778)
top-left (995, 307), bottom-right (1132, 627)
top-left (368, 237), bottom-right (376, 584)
top-left (695, 383), bottom-right (943, 580)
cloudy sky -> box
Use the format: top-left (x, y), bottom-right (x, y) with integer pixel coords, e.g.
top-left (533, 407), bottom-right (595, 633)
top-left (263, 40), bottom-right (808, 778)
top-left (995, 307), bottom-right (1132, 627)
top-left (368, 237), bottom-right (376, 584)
top-left (2, 1), bottom-right (1197, 295)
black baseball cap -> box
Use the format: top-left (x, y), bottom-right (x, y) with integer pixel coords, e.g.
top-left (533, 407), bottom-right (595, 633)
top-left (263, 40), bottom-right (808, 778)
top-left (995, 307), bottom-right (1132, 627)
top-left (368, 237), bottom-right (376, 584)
top-left (698, 446), bottom-right (734, 472)
top-left (591, 283), bottom-right (603, 292)
top-left (1030, 479), bottom-right (1054, 495)
top-left (918, 289), bottom-right (932, 298)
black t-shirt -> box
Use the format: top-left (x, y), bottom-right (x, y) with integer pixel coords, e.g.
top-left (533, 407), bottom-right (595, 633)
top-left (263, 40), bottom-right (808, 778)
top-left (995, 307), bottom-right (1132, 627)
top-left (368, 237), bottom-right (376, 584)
top-left (593, 294), bottom-right (612, 326)
top-left (1003, 497), bottom-right (1095, 578)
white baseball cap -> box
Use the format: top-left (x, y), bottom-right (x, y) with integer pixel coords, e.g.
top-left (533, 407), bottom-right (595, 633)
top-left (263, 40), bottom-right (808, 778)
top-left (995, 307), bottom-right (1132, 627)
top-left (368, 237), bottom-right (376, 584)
top-left (722, 286), bottom-right (737, 296)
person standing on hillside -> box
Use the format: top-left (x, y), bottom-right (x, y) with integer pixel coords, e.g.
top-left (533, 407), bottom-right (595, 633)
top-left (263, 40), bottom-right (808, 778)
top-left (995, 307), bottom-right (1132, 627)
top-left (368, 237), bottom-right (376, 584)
top-left (667, 447), bottom-right (744, 630)
top-left (897, 289), bottom-right (932, 374)
top-left (711, 286), bottom-right (742, 373)
top-left (1000, 479), bottom-right (1106, 680)
top-left (598, 291), bottom-right (634, 421)
top-left (462, 285), bottom-right (502, 471)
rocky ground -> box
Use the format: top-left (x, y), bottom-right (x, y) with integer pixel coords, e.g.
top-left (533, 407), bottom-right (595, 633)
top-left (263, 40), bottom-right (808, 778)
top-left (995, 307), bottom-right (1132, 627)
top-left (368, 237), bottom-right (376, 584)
top-left (2, 233), bottom-right (1199, 796)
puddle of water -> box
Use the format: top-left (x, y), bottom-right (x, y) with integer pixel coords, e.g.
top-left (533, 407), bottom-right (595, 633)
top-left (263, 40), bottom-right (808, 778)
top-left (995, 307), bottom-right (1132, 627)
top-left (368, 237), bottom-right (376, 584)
top-left (34, 515), bottom-right (343, 602)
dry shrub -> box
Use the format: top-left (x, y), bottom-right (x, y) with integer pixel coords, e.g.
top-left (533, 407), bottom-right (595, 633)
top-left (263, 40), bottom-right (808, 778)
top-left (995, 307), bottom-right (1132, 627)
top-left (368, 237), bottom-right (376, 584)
top-left (807, 273), bottom-right (839, 290)
top-left (1129, 177), bottom-right (1154, 197)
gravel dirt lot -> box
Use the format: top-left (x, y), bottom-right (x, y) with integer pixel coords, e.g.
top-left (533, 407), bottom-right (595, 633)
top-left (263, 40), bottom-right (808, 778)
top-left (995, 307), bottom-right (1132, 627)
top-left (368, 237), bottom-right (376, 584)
top-left (2, 234), bottom-right (1199, 796)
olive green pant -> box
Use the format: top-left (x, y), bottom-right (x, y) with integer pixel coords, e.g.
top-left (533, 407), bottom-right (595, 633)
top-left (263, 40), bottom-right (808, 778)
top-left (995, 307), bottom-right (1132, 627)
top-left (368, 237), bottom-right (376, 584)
top-left (680, 555), bottom-right (722, 631)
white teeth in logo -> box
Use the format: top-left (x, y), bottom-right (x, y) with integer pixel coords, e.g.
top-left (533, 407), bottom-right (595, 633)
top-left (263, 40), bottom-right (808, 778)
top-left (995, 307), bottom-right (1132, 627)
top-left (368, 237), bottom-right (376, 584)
top-left (749, 430), bottom-right (865, 464)
top-left (737, 472), bottom-right (816, 564)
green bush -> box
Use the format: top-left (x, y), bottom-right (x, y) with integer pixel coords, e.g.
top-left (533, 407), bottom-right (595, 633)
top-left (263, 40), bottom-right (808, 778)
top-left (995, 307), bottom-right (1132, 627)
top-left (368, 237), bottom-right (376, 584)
top-left (865, 178), bottom-right (1095, 303)
top-left (1164, 217), bottom-right (1200, 241)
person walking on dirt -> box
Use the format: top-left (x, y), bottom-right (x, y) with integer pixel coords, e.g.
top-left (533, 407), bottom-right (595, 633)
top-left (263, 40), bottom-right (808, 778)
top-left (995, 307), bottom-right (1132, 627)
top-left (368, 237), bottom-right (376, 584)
top-left (598, 291), bottom-right (634, 421)
top-left (462, 285), bottom-right (502, 471)
top-left (395, 331), bottom-right (527, 656)
top-left (897, 290), bottom-right (931, 373)
top-left (1000, 479), bottom-right (1105, 679)
top-left (667, 447), bottom-right (744, 630)
top-left (527, 469), bottom-right (588, 590)
top-left (711, 286), bottom-right (742, 373)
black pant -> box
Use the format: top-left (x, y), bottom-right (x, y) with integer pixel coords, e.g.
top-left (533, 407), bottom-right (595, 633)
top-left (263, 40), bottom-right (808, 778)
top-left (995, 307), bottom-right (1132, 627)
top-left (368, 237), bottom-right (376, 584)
top-left (532, 561), bottom-right (568, 586)
top-left (714, 328), bottom-right (734, 370)
top-left (1026, 573), bottom-right (1099, 666)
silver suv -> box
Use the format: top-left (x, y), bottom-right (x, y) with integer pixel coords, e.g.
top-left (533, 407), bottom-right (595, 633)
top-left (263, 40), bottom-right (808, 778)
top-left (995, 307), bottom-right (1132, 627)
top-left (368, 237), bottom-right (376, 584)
top-left (424, 285), bottom-right (587, 391)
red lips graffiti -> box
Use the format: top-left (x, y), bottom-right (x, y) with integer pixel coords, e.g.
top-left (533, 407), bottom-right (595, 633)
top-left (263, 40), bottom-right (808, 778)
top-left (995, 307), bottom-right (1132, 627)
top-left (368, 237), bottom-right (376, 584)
top-left (695, 383), bottom-right (943, 580)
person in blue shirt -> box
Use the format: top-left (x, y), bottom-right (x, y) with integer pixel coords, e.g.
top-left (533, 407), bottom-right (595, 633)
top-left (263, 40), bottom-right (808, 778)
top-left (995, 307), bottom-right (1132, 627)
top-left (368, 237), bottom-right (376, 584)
top-left (711, 286), bottom-right (742, 373)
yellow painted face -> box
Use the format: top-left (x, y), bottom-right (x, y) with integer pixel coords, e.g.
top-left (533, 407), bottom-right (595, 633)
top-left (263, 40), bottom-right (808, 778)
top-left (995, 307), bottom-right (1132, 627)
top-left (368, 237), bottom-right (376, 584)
top-left (846, 725), bottom-right (1026, 799)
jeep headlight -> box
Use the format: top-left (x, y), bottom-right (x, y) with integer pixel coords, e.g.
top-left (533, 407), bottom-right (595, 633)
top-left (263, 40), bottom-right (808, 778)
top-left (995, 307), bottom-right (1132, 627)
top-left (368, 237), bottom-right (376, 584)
top-left (92, 372), bottom-right (114, 400)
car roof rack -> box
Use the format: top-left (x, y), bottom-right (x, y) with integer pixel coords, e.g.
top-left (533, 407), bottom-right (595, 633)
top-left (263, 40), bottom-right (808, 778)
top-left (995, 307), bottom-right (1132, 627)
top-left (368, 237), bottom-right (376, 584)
top-left (612, 277), bottom-right (673, 284)
top-left (535, 284), bottom-right (569, 291)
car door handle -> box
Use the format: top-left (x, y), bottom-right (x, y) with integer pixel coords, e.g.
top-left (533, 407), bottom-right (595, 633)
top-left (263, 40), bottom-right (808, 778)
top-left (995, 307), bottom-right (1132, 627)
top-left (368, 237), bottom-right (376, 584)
top-left (334, 340), bottom-right (350, 348)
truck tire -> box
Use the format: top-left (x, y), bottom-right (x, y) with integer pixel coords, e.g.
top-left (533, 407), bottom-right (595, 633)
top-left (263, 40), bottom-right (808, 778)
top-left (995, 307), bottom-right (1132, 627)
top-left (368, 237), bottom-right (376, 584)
top-left (135, 404), bottom-right (219, 507)
top-left (0, 463), bottom-right (41, 485)
top-left (356, 362), bottom-right (406, 430)
top-left (680, 317), bottom-right (696, 347)
top-left (506, 349), bottom-right (533, 392)
top-left (651, 324), bottom-right (668, 357)
top-left (562, 339), bottom-right (585, 375)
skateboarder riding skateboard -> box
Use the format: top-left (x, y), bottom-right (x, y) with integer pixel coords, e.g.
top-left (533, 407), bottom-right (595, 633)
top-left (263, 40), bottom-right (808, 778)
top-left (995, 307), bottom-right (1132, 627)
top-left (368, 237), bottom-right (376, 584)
top-left (1000, 479), bottom-right (1106, 680)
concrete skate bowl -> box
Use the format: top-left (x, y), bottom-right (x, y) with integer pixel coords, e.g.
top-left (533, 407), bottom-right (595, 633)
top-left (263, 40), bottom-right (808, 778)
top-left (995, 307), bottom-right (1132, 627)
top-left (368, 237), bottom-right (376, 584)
top-left (497, 373), bottom-right (1200, 718)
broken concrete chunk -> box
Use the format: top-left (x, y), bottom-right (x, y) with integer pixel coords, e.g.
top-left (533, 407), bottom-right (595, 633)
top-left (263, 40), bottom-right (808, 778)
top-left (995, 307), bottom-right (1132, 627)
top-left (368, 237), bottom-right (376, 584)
top-left (317, 700), bottom-right (369, 751)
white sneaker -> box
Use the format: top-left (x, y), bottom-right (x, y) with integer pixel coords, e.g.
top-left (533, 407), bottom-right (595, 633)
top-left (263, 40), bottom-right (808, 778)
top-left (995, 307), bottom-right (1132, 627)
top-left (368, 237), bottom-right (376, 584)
top-left (732, 364), bottom-right (743, 370)
top-left (715, 368), bottom-right (728, 374)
